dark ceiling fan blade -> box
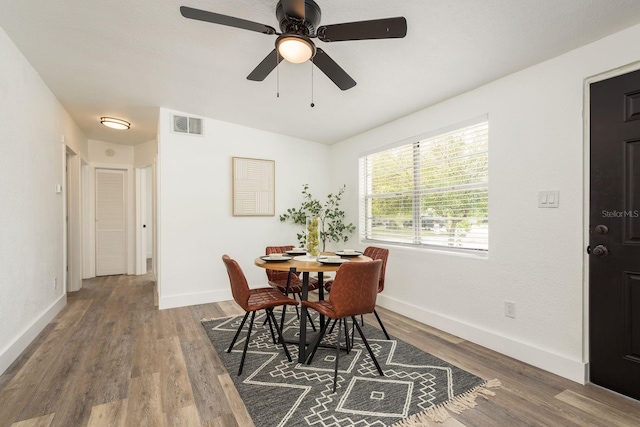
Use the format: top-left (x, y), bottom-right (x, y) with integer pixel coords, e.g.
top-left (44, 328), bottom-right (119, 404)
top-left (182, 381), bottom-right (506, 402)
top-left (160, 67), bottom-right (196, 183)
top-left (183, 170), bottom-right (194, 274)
top-left (313, 48), bottom-right (356, 91)
top-left (281, 0), bottom-right (305, 20)
top-left (180, 6), bottom-right (276, 35)
top-left (247, 49), bottom-right (284, 81)
top-left (317, 17), bottom-right (407, 42)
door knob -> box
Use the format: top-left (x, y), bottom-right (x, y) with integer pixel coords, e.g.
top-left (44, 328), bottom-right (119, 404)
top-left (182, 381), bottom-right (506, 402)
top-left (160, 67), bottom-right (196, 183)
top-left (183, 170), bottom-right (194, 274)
top-left (594, 225), bottom-right (609, 235)
top-left (587, 244), bottom-right (609, 257)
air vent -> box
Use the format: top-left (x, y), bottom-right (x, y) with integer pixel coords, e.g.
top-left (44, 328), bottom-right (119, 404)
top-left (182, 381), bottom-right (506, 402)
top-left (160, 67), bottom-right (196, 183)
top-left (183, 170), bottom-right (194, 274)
top-left (172, 115), bottom-right (204, 136)
top-left (189, 117), bottom-right (203, 135)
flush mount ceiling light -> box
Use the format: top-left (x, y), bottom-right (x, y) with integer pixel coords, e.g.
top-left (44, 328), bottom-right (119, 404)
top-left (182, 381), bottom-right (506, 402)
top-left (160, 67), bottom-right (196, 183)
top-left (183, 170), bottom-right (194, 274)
top-left (100, 117), bottom-right (130, 130)
top-left (276, 34), bottom-right (315, 64)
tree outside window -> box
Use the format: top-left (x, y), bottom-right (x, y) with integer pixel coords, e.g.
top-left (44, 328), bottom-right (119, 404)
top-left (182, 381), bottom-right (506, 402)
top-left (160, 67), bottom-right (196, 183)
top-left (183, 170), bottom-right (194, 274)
top-left (360, 119), bottom-right (489, 251)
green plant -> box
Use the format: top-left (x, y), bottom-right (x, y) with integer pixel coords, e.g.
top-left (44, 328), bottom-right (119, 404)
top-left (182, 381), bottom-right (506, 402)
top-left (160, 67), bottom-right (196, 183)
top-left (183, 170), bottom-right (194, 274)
top-left (280, 184), bottom-right (356, 252)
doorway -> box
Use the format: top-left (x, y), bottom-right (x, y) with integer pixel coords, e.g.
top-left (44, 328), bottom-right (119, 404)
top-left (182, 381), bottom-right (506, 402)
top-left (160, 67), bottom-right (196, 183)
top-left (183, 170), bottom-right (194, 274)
top-left (145, 166), bottom-right (153, 273)
top-left (65, 146), bottom-right (83, 291)
top-left (135, 165), bottom-right (154, 275)
top-left (95, 168), bottom-right (127, 276)
top-left (589, 68), bottom-right (640, 400)
top-left (66, 150), bottom-right (71, 291)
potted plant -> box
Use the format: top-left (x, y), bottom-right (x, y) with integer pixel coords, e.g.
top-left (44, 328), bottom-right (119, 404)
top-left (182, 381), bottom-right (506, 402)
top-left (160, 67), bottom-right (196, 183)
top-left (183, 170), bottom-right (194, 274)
top-left (280, 184), bottom-right (356, 253)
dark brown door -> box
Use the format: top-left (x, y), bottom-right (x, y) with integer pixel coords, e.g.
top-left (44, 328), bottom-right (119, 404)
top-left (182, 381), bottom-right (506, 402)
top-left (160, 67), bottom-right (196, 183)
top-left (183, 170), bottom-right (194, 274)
top-left (590, 68), bottom-right (640, 400)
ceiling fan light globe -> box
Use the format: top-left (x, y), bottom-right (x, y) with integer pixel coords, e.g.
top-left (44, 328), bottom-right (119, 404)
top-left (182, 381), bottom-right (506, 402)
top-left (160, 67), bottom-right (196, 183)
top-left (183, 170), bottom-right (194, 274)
top-left (277, 36), bottom-right (314, 63)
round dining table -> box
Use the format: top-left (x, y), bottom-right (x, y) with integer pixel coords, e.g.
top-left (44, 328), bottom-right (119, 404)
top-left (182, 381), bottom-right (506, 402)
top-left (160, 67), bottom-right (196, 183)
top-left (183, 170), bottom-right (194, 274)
top-left (254, 254), bottom-right (372, 362)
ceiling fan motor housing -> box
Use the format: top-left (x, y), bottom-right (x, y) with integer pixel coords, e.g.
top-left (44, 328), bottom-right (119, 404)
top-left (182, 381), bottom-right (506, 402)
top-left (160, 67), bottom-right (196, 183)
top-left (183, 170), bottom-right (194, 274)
top-left (276, 0), bottom-right (321, 35)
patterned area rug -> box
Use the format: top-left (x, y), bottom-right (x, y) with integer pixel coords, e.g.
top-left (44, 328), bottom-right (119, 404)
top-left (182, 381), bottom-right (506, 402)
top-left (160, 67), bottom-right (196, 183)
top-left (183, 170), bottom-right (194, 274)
top-left (202, 311), bottom-right (499, 426)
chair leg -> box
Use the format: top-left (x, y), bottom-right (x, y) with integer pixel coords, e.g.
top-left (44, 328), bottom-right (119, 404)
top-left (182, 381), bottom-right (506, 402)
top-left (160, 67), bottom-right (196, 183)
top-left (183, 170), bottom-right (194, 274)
top-left (293, 293), bottom-right (301, 319)
top-left (296, 293), bottom-right (317, 331)
top-left (227, 312), bottom-right (249, 353)
top-left (268, 308), bottom-right (292, 362)
top-left (351, 319), bottom-right (355, 348)
top-left (295, 305), bottom-right (301, 319)
top-left (352, 316), bottom-right (384, 377)
top-left (310, 318), bottom-right (352, 358)
top-left (281, 271), bottom-right (294, 326)
top-left (306, 307), bottom-right (317, 332)
top-left (305, 319), bottom-right (330, 365)
top-left (373, 309), bottom-right (391, 340)
top-left (333, 318), bottom-right (342, 393)
top-left (279, 302), bottom-right (288, 334)
top-left (265, 309), bottom-right (277, 344)
top-left (343, 317), bottom-right (350, 354)
top-left (262, 308), bottom-right (280, 327)
top-left (238, 311), bottom-right (256, 376)
top-left (328, 318), bottom-right (337, 334)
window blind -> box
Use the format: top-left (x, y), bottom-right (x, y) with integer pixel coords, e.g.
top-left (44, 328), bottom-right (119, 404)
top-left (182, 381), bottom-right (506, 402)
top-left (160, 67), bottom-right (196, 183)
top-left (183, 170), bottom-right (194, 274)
top-left (359, 121), bottom-right (489, 251)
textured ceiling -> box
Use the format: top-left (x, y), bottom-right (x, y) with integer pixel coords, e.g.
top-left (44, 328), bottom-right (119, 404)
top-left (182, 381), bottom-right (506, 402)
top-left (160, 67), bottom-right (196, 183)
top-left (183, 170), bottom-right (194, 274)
top-left (2, 0), bottom-right (640, 145)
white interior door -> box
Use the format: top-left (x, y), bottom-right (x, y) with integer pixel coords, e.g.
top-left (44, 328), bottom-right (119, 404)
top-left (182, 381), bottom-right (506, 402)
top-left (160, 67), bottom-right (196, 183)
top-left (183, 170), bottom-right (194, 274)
top-left (96, 169), bottom-right (126, 276)
top-left (66, 150), bottom-right (71, 290)
top-left (135, 167), bottom-right (148, 275)
top-left (145, 166), bottom-right (153, 261)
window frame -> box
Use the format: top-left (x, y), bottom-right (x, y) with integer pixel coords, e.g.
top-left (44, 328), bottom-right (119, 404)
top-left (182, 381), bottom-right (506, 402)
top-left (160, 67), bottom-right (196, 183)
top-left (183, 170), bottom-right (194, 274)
top-left (359, 115), bottom-right (489, 255)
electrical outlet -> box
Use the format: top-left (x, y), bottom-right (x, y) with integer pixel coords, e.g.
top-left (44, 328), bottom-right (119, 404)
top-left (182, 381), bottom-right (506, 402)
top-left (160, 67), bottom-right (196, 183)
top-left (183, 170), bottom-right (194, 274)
top-left (54, 277), bottom-right (57, 290)
top-left (505, 301), bottom-right (516, 318)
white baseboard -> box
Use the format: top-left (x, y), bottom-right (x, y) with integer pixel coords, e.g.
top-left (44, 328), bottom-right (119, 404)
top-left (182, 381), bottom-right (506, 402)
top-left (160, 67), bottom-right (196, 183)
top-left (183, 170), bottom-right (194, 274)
top-left (377, 294), bottom-right (587, 384)
top-left (0, 294), bottom-right (67, 376)
top-left (159, 288), bottom-right (232, 310)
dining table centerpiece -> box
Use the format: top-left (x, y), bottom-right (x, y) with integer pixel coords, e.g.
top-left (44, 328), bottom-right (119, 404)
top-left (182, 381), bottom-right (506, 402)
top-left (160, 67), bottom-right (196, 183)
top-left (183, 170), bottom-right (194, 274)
top-left (280, 184), bottom-right (355, 253)
top-left (306, 217), bottom-right (321, 256)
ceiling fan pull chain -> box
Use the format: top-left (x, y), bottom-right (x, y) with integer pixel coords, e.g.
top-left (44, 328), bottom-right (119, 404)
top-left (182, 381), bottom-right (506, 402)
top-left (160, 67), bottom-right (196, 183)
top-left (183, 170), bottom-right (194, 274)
top-left (310, 57), bottom-right (315, 108)
top-left (276, 49), bottom-right (280, 98)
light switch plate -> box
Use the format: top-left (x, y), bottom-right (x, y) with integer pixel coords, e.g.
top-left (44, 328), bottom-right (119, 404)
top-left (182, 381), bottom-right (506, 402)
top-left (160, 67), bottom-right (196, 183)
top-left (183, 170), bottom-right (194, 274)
top-left (538, 191), bottom-right (559, 208)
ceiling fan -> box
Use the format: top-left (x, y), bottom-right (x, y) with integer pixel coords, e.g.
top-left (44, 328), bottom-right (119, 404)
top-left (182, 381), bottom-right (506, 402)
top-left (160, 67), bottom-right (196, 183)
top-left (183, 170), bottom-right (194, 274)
top-left (180, 0), bottom-right (407, 90)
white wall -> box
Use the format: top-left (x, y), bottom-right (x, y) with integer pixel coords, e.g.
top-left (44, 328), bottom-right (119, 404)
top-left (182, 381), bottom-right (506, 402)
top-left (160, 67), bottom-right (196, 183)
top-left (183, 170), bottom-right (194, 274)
top-left (89, 139), bottom-right (134, 164)
top-left (330, 23), bottom-right (640, 384)
top-left (134, 138), bottom-right (158, 168)
top-left (63, 111), bottom-right (89, 161)
top-left (157, 108), bottom-right (331, 309)
top-left (0, 25), bottom-right (88, 375)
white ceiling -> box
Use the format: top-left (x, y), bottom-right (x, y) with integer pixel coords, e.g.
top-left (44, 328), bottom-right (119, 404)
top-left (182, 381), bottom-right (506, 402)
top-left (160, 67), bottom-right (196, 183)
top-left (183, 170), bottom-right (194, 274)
top-left (2, 0), bottom-right (640, 146)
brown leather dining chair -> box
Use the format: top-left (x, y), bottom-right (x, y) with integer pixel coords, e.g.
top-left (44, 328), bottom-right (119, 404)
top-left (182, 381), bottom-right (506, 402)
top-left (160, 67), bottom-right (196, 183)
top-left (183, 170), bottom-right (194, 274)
top-left (265, 245), bottom-right (319, 330)
top-left (324, 246), bottom-right (391, 340)
top-left (222, 255), bottom-right (298, 375)
top-left (265, 245), bottom-right (320, 295)
top-left (302, 259), bottom-right (384, 393)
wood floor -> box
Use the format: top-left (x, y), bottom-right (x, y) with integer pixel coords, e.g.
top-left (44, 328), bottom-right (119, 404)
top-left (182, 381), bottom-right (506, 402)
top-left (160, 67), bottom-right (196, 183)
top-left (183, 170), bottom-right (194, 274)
top-left (1, 270), bottom-right (639, 427)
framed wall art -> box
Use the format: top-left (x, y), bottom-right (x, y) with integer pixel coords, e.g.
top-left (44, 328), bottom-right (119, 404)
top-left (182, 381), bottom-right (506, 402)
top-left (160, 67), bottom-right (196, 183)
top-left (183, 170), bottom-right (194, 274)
top-left (232, 157), bottom-right (275, 216)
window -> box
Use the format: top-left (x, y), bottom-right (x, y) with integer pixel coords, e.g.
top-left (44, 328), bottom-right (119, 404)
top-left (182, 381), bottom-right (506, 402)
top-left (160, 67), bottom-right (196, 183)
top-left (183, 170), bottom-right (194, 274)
top-left (359, 118), bottom-right (489, 252)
